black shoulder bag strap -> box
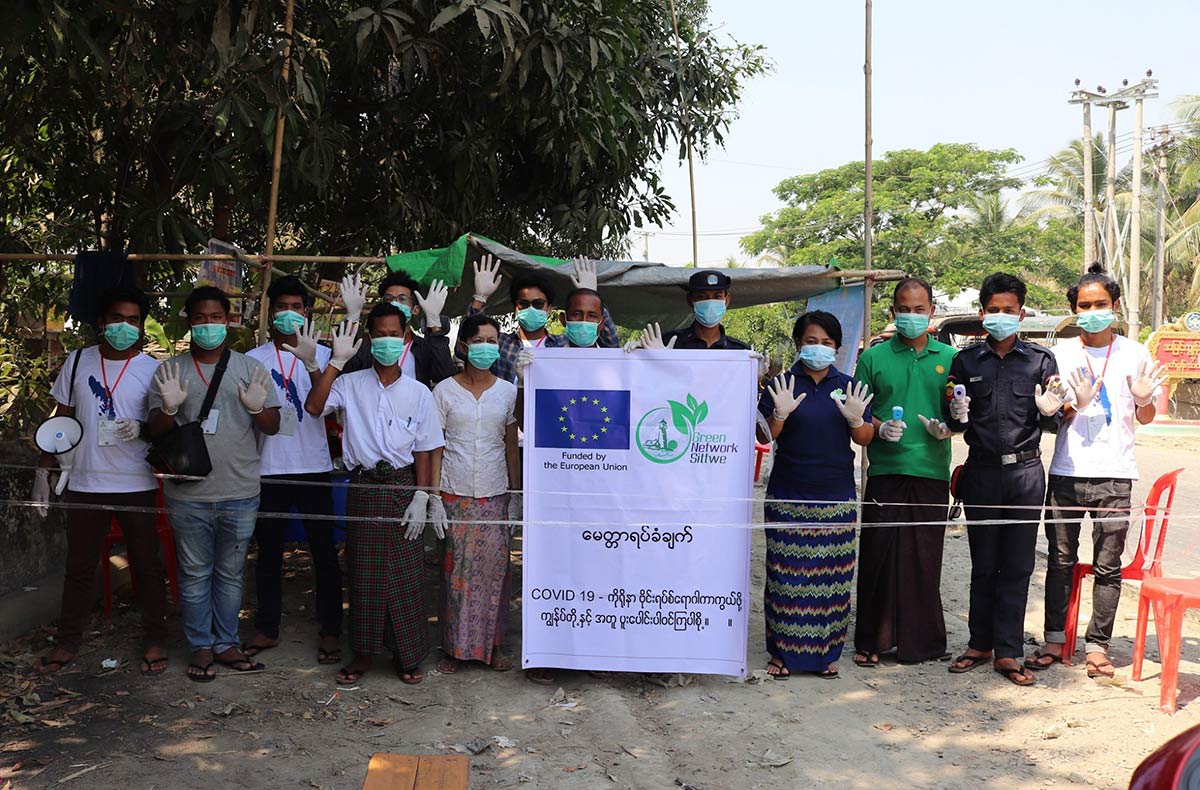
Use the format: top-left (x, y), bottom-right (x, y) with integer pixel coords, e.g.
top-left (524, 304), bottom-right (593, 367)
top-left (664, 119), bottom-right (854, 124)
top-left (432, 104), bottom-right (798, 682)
top-left (66, 347), bottom-right (83, 409)
top-left (197, 349), bottom-right (231, 422)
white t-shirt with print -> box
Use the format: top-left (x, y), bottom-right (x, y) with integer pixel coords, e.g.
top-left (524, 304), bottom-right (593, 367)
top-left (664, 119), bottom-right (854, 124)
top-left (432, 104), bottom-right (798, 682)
top-left (50, 346), bottom-right (159, 493)
top-left (1049, 334), bottom-right (1156, 480)
top-left (246, 342), bottom-right (334, 476)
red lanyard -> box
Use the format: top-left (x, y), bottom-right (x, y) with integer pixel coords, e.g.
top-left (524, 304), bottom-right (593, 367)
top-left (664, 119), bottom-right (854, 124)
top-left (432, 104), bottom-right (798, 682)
top-left (1083, 338), bottom-right (1114, 390)
top-left (275, 345), bottom-right (298, 391)
top-left (193, 355), bottom-right (210, 386)
top-left (519, 330), bottom-right (547, 348)
top-left (100, 352), bottom-right (133, 417)
top-left (399, 342), bottom-right (412, 371)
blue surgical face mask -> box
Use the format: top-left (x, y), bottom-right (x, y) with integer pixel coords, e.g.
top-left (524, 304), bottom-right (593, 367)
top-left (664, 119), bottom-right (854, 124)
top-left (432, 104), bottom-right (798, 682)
top-left (693, 299), bottom-right (727, 328)
top-left (1076, 308), bottom-right (1115, 334)
top-left (798, 344), bottom-right (837, 371)
top-left (389, 301), bottom-right (414, 321)
top-left (370, 336), bottom-right (407, 366)
top-left (893, 312), bottom-right (930, 340)
top-left (191, 323), bottom-right (228, 350)
top-left (517, 307), bottom-right (549, 331)
top-left (272, 309), bottom-right (305, 335)
top-left (565, 321), bottom-right (599, 347)
top-left (103, 322), bottom-right (141, 351)
top-left (982, 312), bottom-right (1020, 341)
top-left (466, 342), bottom-right (501, 370)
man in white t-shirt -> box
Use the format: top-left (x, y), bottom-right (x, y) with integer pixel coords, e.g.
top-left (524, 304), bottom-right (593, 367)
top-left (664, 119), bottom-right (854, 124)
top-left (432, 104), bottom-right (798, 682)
top-left (1027, 265), bottom-right (1167, 679)
top-left (241, 275), bottom-right (343, 665)
top-left (31, 287), bottom-right (169, 677)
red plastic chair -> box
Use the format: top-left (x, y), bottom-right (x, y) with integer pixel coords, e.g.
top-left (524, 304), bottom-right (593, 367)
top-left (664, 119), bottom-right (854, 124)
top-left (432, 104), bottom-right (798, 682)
top-left (1061, 468), bottom-right (1183, 665)
top-left (1132, 577), bottom-right (1200, 713)
top-left (101, 484), bottom-right (179, 616)
top-left (753, 442), bottom-right (770, 482)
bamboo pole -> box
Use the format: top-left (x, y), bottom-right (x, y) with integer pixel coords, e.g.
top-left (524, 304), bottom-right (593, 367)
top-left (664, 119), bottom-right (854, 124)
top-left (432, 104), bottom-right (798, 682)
top-left (666, 0), bottom-right (699, 268)
top-left (0, 253), bottom-right (382, 263)
top-left (259, 0), bottom-right (297, 343)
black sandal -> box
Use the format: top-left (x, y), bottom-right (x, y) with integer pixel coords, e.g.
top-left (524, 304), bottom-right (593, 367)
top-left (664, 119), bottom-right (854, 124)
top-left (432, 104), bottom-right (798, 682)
top-left (140, 654), bottom-right (169, 676)
top-left (216, 655), bottom-right (266, 673)
top-left (852, 651), bottom-right (879, 668)
top-left (948, 653), bottom-right (991, 674)
top-left (813, 667), bottom-right (839, 680)
top-left (766, 658), bottom-right (791, 680)
top-left (187, 662), bottom-right (216, 683)
top-left (1024, 650), bottom-right (1063, 671)
top-left (318, 647), bottom-right (342, 665)
top-left (241, 641), bottom-right (277, 658)
top-left (995, 664), bottom-right (1036, 686)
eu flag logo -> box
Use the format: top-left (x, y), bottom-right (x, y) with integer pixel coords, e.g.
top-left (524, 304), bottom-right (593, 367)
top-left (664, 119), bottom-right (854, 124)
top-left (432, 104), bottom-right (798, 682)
top-left (534, 389), bottom-right (631, 449)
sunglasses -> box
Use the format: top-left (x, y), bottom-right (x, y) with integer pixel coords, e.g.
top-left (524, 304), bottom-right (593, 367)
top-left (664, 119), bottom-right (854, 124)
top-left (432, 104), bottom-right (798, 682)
top-left (515, 299), bottom-right (549, 310)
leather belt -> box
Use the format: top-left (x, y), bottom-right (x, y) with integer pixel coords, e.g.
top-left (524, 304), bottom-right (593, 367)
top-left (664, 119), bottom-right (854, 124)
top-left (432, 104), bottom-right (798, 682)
top-left (969, 448), bottom-right (1041, 466)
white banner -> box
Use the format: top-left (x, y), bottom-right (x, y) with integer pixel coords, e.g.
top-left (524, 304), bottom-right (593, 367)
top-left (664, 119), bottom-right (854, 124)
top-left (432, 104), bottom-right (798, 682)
top-left (521, 348), bottom-right (755, 676)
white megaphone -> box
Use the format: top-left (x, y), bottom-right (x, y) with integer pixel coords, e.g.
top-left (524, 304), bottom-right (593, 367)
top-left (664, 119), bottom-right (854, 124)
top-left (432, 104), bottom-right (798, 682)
top-left (34, 415), bottom-right (83, 495)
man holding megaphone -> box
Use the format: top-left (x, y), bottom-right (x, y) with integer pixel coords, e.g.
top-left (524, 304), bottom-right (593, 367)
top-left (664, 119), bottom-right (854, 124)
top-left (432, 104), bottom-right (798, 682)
top-left (32, 287), bottom-right (169, 678)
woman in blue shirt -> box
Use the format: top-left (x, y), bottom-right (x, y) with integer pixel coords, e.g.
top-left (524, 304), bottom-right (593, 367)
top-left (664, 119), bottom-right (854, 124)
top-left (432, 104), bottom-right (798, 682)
top-left (757, 311), bottom-right (875, 678)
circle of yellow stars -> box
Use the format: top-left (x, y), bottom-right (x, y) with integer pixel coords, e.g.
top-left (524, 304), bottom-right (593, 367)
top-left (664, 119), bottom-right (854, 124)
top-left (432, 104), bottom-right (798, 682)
top-left (560, 396), bottom-right (612, 444)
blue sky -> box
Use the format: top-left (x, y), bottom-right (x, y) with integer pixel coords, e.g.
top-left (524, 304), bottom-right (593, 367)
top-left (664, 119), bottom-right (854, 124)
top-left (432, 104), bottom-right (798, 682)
top-left (646, 0), bottom-right (1200, 268)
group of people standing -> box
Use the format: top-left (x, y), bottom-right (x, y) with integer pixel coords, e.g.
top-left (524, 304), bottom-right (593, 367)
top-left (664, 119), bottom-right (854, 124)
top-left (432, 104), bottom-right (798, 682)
top-left (756, 265), bottom-right (1167, 687)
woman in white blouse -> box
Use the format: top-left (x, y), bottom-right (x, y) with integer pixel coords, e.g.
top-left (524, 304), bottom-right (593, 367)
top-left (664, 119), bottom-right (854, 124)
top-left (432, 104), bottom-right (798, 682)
top-left (429, 313), bottom-right (521, 672)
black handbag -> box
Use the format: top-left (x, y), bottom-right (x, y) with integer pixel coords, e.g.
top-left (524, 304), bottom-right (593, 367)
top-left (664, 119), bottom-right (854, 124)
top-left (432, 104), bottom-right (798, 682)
top-left (146, 349), bottom-right (230, 481)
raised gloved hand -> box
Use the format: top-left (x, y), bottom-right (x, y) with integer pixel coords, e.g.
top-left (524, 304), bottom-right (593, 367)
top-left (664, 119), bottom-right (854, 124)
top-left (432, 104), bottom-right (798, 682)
top-left (1128, 360), bottom-right (1168, 407)
top-left (473, 254), bottom-right (502, 304)
top-left (570, 257), bottom-right (598, 291)
top-left (516, 348), bottom-right (534, 386)
top-left (340, 271), bottom-right (368, 319)
top-left (641, 323), bottom-right (678, 351)
top-left (1034, 376), bottom-right (1068, 417)
top-left (154, 362), bottom-right (189, 416)
top-left (114, 418), bottom-right (142, 441)
top-left (1067, 367), bottom-right (1097, 411)
top-left (238, 366), bottom-right (272, 414)
top-left (281, 317), bottom-right (321, 372)
top-left (918, 414), bottom-right (952, 440)
top-left (507, 492), bottom-right (523, 536)
top-left (427, 494), bottom-right (447, 540)
top-left (416, 279), bottom-right (447, 330)
top-left (32, 467), bottom-right (50, 519)
top-left (767, 374), bottom-right (805, 421)
top-left (833, 380), bottom-right (873, 428)
top-left (877, 418), bottom-right (906, 442)
top-left (402, 490), bottom-right (430, 541)
top-left (329, 320), bottom-right (362, 371)
top-left (948, 393), bottom-right (971, 422)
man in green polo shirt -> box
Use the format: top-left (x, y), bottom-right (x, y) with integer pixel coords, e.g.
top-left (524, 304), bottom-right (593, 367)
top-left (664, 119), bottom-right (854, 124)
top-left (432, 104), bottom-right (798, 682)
top-left (852, 277), bottom-right (954, 667)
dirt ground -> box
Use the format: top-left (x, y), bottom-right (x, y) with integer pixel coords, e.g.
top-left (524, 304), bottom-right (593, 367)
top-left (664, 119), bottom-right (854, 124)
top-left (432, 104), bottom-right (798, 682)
top-left (5, 437), bottom-right (1200, 789)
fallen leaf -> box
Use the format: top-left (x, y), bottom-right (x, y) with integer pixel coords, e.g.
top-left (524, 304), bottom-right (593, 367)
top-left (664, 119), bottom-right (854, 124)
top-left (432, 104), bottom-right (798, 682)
top-left (365, 718), bottom-right (393, 727)
top-left (759, 747), bottom-right (793, 768)
top-left (873, 723), bottom-right (895, 732)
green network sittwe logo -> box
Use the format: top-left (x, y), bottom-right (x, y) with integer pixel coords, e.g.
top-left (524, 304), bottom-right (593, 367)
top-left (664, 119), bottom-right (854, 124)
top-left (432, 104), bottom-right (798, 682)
top-left (636, 393), bottom-right (708, 464)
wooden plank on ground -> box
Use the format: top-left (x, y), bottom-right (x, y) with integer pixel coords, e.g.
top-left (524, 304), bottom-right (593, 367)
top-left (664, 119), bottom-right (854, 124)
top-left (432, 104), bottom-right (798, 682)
top-left (415, 755), bottom-right (470, 789)
top-left (361, 753), bottom-right (419, 790)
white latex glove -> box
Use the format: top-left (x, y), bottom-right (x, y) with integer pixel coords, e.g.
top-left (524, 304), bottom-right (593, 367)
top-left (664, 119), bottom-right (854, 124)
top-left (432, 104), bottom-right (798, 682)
top-left (473, 254), bottom-right (502, 303)
top-left (32, 468), bottom-right (50, 519)
top-left (238, 366), bottom-right (271, 414)
top-left (329, 320), bottom-right (362, 371)
top-left (640, 323), bottom-right (678, 351)
top-left (1067, 367), bottom-right (1097, 411)
top-left (1128, 360), bottom-right (1168, 407)
top-left (948, 394), bottom-right (971, 423)
top-left (281, 317), bottom-right (320, 372)
top-left (402, 490), bottom-right (430, 541)
top-left (878, 419), bottom-right (906, 442)
top-left (416, 279), bottom-right (447, 330)
top-left (516, 348), bottom-right (534, 386)
top-left (917, 414), bottom-right (953, 440)
top-left (507, 493), bottom-right (523, 536)
top-left (340, 272), bottom-right (368, 319)
top-left (622, 338), bottom-right (641, 353)
top-left (1034, 377), bottom-right (1067, 417)
top-left (114, 418), bottom-right (142, 441)
top-left (570, 258), bottom-right (598, 291)
top-left (833, 380), bottom-right (873, 429)
top-left (154, 362), bottom-right (189, 416)
top-left (427, 494), bottom-right (447, 540)
top-left (749, 350), bottom-right (769, 380)
top-left (767, 374), bottom-right (806, 420)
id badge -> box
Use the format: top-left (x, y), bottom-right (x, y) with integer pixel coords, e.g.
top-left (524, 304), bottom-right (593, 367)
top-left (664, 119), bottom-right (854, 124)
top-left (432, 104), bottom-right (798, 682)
top-left (97, 418), bottom-right (118, 447)
top-left (279, 407), bottom-right (298, 436)
top-left (201, 409), bottom-right (220, 435)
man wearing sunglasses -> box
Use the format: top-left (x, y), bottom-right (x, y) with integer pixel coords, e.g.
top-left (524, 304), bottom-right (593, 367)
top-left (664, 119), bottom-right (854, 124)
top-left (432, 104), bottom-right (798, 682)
top-left (337, 269), bottom-right (457, 389)
top-left (467, 254), bottom-right (620, 383)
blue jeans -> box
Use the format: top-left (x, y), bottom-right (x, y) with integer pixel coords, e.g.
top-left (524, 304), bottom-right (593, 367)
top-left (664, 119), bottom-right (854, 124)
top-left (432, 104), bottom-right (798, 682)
top-left (166, 495), bottom-right (259, 653)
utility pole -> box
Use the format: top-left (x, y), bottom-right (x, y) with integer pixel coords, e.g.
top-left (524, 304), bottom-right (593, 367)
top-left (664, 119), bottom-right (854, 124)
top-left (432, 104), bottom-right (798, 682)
top-left (641, 232), bottom-right (650, 262)
top-left (1125, 74), bottom-right (1158, 340)
top-left (1069, 83), bottom-right (1105, 269)
top-left (260, 0), bottom-right (297, 343)
top-left (863, 0), bottom-right (874, 345)
top-left (1102, 99), bottom-right (1122, 267)
top-left (1152, 126), bottom-right (1173, 330)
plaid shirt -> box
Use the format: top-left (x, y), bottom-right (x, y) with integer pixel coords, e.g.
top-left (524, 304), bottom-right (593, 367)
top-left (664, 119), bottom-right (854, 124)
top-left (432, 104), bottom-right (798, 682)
top-left (469, 306), bottom-right (620, 383)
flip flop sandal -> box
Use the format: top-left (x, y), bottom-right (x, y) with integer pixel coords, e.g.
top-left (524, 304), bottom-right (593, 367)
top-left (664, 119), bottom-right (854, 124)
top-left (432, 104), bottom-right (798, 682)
top-left (336, 667), bottom-right (366, 684)
top-left (852, 651), bottom-right (879, 668)
top-left (1024, 651), bottom-right (1063, 671)
top-left (489, 656), bottom-right (514, 672)
top-left (524, 668), bottom-right (556, 685)
top-left (241, 642), bottom-right (277, 658)
top-left (437, 658), bottom-right (460, 674)
top-left (995, 665), bottom-right (1036, 686)
top-left (34, 657), bottom-right (71, 676)
top-left (948, 654), bottom-right (992, 674)
top-left (1086, 659), bottom-right (1116, 679)
top-left (813, 668), bottom-right (839, 680)
top-left (140, 655), bottom-right (169, 676)
top-left (217, 657), bottom-right (266, 673)
top-left (187, 662), bottom-right (216, 683)
top-left (317, 648), bottom-right (342, 666)
top-left (397, 667), bottom-right (425, 685)
top-left (766, 659), bottom-right (791, 680)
